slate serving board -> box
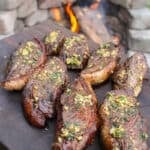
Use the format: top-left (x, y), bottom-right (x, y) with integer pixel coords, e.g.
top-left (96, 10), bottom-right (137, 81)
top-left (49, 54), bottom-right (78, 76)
top-left (0, 20), bottom-right (149, 150)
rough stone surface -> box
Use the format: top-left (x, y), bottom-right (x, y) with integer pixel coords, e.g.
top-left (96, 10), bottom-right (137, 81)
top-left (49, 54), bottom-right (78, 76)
top-left (128, 50), bottom-right (150, 67)
top-left (109, 0), bottom-right (147, 9)
top-left (131, 0), bottom-right (148, 9)
top-left (38, 0), bottom-right (61, 9)
top-left (17, 0), bottom-right (37, 18)
top-left (14, 19), bottom-right (25, 33)
top-left (128, 29), bottom-right (150, 53)
top-left (129, 8), bottom-right (150, 30)
top-left (0, 10), bottom-right (17, 34)
top-left (25, 10), bottom-right (48, 26)
top-left (0, 0), bottom-right (23, 10)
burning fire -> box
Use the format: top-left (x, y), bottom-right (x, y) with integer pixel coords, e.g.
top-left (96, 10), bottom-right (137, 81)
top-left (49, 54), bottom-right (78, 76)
top-left (65, 3), bottom-right (79, 33)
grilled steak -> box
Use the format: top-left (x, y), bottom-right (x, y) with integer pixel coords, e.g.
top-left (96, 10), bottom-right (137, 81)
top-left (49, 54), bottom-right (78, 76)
top-left (0, 39), bottom-right (47, 91)
top-left (62, 35), bottom-right (90, 69)
top-left (23, 57), bottom-right (68, 128)
top-left (112, 53), bottom-right (148, 97)
top-left (81, 42), bottom-right (120, 85)
top-left (53, 77), bottom-right (99, 150)
top-left (99, 90), bottom-right (148, 150)
top-left (44, 30), bottom-right (65, 55)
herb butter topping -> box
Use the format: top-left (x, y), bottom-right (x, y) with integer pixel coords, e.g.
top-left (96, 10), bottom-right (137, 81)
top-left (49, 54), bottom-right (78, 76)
top-left (66, 54), bottom-right (81, 66)
top-left (106, 93), bottom-right (138, 124)
top-left (110, 125), bottom-right (125, 138)
top-left (82, 42), bottom-right (118, 73)
top-left (58, 122), bottom-right (83, 142)
top-left (45, 31), bottom-right (59, 44)
top-left (103, 91), bottom-right (148, 149)
top-left (10, 41), bottom-right (42, 77)
top-left (74, 93), bottom-right (92, 108)
top-left (63, 35), bottom-right (89, 68)
top-left (27, 57), bottom-right (66, 108)
top-left (64, 35), bottom-right (85, 49)
top-left (96, 43), bottom-right (118, 58)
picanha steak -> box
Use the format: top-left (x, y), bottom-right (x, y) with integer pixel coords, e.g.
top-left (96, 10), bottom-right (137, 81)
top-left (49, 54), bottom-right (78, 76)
top-left (0, 39), bottom-right (47, 90)
top-left (99, 90), bottom-right (148, 150)
top-left (112, 53), bottom-right (148, 97)
top-left (44, 30), bottom-right (65, 55)
top-left (81, 42), bottom-right (120, 85)
top-left (23, 57), bottom-right (68, 128)
top-left (62, 35), bottom-right (90, 69)
top-left (53, 77), bottom-right (99, 150)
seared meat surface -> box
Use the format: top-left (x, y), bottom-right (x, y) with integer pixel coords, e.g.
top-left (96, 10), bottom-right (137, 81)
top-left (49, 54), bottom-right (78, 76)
top-left (62, 35), bottom-right (90, 69)
top-left (0, 40), bottom-right (47, 91)
top-left (53, 77), bottom-right (99, 150)
top-left (81, 42), bottom-right (120, 85)
top-left (44, 30), bottom-right (65, 55)
top-left (99, 90), bottom-right (148, 150)
top-left (23, 57), bottom-right (68, 128)
top-left (112, 53), bottom-right (148, 97)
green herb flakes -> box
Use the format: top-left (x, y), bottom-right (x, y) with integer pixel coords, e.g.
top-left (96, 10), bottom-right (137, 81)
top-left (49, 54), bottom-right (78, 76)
top-left (74, 93), bottom-right (92, 107)
top-left (45, 31), bottom-right (59, 44)
top-left (50, 72), bottom-right (61, 80)
top-left (60, 122), bottom-right (83, 141)
top-left (140, 132), bottom-right (149, 141)
top-left (110, 125), bottom-right (125, 138)
top-left (66, 55), bottom-right (81, 66)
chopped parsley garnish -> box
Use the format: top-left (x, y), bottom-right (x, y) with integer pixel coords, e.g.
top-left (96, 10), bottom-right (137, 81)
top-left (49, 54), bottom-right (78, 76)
top-left (50, 72), bottom-right (61, 80)
top-left (140, 132), bottom-right (149, 141)
top-left (45, 31), bottom-right (59, 44)
top-left (110, 125), bottom-right (125, 138)
top-left (66, 55), bottom-right (81, 66)
top-left (60, 122), bottom-right (83, 141)
top-left (74, 93), bottom-right (92, 108)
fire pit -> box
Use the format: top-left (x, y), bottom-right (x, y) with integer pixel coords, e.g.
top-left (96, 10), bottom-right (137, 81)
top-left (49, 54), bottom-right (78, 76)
top-left (0, 0), bottom-right (130, 49)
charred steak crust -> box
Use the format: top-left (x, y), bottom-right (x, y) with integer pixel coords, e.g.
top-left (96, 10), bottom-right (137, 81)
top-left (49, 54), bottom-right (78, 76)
top-left (44, 30), bottom-right (65, 55)
top-left (112, 52), bottom-right (148, 97)
top-left (99, 90), bottom-right (148, 150)
top-left (23, 57), bottom-right (68, 128)
top-left (0, 39), bottom-right (47, 91)
top-left (81, 42), bottom-right (120, 85)
top-left (62, 35), bottom-right (90, 69)
top-left (53, 77), bottom-right (99, 150)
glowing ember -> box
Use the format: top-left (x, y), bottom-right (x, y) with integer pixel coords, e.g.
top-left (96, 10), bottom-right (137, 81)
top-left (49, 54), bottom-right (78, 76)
top-left (50, 7), bottom-right (62, 22)
top-left (65, 3), bottom-right (79, 33)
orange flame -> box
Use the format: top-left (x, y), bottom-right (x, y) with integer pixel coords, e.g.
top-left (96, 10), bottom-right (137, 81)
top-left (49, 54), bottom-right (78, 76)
top-left (65, 3), bottom-right (79, 33)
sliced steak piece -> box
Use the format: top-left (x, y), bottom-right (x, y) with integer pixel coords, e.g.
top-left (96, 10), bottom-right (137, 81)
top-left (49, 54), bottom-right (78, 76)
top-left (44, 30), bottom-right (65, 55)
top-left (0, 39), bottom-right (47, 91)
top-left (62, 35), bottom-right (90, 69)
top-left (99, 90), bottom-right (148, 150)
top-left (112, 53), bottom-right (148, 97)
top-left (23, 57), bottom-right (68, 128)
top-left (81, 42), bottom-right (120, 85)
top-left (53, 77), bottom-right (99, 150)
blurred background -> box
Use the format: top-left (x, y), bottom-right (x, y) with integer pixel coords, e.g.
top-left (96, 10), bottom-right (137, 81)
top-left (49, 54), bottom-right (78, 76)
top-left (0, 0), bottom-right (150, 65)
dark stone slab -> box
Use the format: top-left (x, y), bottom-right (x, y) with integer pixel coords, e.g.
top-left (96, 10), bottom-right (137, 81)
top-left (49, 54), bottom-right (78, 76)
top-left (0, 20), bottom-right (149, 150)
